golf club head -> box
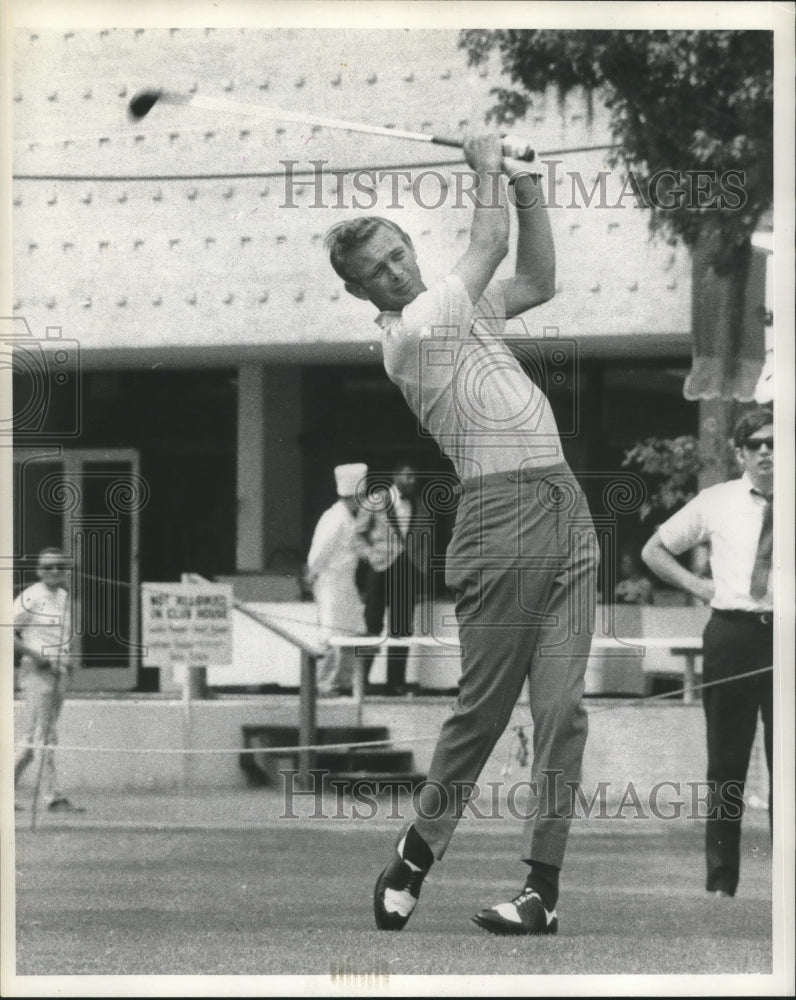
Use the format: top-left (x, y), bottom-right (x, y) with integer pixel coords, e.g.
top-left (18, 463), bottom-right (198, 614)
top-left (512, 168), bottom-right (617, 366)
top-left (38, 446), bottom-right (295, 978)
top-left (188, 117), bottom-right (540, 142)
top-left (128, 89), bottom-right (163, 120)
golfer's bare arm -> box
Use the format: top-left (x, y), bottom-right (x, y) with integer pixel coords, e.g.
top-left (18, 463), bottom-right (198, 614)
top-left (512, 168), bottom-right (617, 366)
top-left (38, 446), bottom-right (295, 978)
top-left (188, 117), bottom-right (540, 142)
top-left (641, 532), bottom-right (716, 604)
top-left (498, 171), bottom-right (555, 318)
top-left (453, 135), bottom-right (510, 306)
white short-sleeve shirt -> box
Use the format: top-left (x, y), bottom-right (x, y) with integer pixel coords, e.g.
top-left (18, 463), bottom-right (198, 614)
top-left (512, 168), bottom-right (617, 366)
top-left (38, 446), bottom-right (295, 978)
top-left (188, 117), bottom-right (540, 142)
top-left (13, 581), bottom-right (71, 668)
top-left (657, 474), bottom-right (773, 612)
top-left (376, 275), bottom-right (562, 480)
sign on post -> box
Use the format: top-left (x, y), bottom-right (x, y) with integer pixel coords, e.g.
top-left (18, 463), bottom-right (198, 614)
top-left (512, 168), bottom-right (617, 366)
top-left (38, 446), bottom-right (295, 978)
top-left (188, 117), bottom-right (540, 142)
top-left (141, 582), bottom-right (233, 670)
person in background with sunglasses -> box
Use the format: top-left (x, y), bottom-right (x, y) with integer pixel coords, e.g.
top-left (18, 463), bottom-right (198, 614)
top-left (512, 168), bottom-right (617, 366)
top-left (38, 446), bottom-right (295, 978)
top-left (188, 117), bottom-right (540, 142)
top-left (14, 547), bottom-right (84, 814)
top-left (642, 405), bottom-right (774, 898)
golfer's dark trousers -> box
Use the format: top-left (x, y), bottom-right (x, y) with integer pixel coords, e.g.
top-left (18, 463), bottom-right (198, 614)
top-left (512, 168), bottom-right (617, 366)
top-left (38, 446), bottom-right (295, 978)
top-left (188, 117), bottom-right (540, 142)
top-left (412, 462), bottom-right (598, 868)
top-left (701, 609), bottom-right (773, 896)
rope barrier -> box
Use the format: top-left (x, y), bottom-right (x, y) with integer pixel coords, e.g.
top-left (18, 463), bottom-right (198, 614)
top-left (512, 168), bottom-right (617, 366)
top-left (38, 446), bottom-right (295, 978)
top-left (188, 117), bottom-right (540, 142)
top-left (11, 159), bottom-right (467, 183)
top-left (13, 737), bottom-right (431, 756)
top-left (33, 571), bottom-right (341, 637)
top-left (12, 144), bottom-right (620, 181)
top-left (13, 665), bottom-right (773, 759)
top-left (585, 664), bottom-right (773, 715)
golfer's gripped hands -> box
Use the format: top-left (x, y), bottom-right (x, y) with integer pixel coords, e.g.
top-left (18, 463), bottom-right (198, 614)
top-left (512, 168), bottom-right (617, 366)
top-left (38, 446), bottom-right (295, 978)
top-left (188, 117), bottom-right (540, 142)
top-left (463, 133), bottom-right (505, 175)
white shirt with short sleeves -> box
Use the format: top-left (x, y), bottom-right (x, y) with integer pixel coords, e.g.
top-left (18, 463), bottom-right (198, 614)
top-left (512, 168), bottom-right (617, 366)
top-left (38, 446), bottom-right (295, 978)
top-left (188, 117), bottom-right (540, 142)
top-left (375, 275), bottom-right (562, 480)
top-left (13, 581), bottom-right (71, 670)
top-left (657, 474), bottom-right (773, 612)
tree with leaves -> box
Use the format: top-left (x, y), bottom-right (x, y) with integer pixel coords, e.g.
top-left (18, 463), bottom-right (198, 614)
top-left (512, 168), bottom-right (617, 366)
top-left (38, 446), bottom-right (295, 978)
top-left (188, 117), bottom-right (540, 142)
top-left (459, 29), bottom-right (773, 410)
top-left (459, 29), bottom-right (773, 269)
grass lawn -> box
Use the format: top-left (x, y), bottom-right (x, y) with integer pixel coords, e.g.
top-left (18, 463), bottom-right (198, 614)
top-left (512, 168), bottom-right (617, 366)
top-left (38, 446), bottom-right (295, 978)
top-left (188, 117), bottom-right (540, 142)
top-left (12, 819), bottom-right (773, 980)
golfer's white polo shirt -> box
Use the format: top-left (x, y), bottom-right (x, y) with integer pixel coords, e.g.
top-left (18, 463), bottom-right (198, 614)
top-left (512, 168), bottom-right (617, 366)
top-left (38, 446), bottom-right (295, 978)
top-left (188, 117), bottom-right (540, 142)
top-left (375, 275), bottom-right (562, 480)
top-left (657, 474), bottom-right (773, 612)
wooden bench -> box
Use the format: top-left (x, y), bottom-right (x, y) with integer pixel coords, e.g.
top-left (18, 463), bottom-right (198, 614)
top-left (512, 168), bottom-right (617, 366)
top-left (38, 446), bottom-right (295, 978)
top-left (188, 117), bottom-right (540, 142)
top-left (591, 635), bottom-right (703, 703)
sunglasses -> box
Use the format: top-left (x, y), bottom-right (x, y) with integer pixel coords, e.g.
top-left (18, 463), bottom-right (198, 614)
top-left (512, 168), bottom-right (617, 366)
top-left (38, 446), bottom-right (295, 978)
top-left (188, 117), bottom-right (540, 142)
top-left (743, 437), bottom-right (774, 452)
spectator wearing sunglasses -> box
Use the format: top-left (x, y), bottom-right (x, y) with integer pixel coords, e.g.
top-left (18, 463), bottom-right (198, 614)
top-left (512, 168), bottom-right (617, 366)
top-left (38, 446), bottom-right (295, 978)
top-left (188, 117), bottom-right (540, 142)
top-left (14, 547), bottom-right (84, 814)
top-left (641, 406), bottom-right (774, 898)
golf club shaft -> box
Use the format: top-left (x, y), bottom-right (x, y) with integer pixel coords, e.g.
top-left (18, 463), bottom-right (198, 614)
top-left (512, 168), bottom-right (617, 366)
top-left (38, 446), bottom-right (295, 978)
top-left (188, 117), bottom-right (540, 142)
top-left (162, 92), bottom-right (536, 162)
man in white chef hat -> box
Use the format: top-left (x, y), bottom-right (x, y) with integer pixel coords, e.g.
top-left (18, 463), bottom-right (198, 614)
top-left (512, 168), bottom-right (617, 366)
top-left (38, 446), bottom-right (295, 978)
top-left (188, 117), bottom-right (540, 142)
top-left (305, 463), bottom-right (368, 696)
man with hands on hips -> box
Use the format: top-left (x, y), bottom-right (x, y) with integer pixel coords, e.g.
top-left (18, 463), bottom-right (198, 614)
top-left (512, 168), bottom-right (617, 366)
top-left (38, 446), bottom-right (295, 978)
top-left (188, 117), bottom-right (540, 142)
top-left (642, 406), bottom-right (774, 898)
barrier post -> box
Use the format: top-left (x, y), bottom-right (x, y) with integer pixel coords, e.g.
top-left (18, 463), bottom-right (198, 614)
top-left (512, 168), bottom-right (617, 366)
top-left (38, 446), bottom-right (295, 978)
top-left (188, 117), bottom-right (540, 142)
top-left (180, 665), bottom-right (208, 788)
top-left (298, 651), bottom-right (317, 789)
top-left (183, 665), bottom-right (208, 701)
top-left (681, 651), bottom-right (698, 704)
top-left (351, 654), bottom-right (367, 726)
top-left (29, 736), bottom-right (49, 833)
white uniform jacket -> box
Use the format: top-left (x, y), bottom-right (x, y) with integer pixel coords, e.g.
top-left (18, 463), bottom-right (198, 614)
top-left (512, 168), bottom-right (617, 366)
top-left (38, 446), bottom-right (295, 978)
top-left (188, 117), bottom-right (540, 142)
top-left (306, 500), bottom-right (365, 636)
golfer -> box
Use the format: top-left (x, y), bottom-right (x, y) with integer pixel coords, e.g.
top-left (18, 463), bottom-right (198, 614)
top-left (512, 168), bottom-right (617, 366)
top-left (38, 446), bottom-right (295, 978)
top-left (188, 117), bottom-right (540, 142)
top-left (324, 134), bottom-right (598, 935)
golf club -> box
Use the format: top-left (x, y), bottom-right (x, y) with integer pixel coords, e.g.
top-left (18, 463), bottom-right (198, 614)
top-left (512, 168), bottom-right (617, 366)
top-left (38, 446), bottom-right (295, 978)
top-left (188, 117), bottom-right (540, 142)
top-left (128, 89), bottom-right (536, 162)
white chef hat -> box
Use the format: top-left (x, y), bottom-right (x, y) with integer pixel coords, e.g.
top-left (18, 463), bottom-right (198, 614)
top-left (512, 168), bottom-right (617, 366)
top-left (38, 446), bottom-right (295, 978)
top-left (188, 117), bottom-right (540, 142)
top-left (334, 463), bottom-right (367, 498)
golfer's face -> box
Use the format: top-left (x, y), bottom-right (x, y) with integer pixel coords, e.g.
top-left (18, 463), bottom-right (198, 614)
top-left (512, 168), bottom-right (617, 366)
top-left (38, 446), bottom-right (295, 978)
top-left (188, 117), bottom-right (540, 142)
top-left (346, 228), bottom-right (424, 311)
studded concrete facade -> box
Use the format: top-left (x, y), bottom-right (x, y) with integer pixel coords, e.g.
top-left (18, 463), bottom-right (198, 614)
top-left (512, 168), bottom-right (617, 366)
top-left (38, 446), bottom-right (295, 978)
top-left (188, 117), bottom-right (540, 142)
top-left (12, 28), bottom-right (692, 361)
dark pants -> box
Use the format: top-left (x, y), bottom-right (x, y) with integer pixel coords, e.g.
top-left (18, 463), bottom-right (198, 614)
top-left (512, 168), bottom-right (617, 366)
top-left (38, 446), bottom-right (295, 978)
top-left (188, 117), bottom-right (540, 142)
top-left (359, 552), bottom-right (420, 689)
top-left (410, 463), bottom-right (598, 867)
top-left (701, 609), bottom-right (773, 895)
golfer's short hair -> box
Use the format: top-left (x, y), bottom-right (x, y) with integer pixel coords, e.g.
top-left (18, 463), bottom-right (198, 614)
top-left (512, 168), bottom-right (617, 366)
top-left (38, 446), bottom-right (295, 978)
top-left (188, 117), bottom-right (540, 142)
top-left (323, 217), bottom-right (412, 283)
top-left (733, 406), bottom-right (773, 447)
